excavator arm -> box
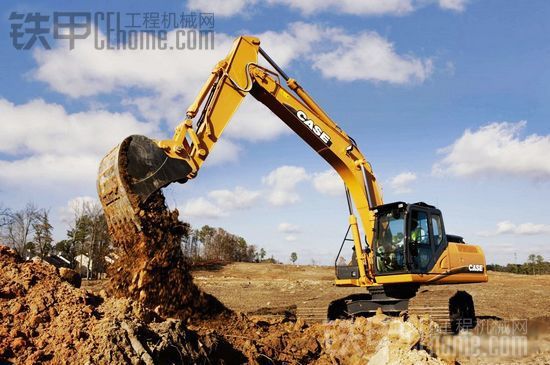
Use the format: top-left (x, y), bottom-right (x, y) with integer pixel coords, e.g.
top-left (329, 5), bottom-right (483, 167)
top-left (98, 35), bottom-right (488, 328)
top-left (98, 36), bottom-right (382, 285)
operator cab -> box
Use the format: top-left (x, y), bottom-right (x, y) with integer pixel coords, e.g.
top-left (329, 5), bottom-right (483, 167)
top-left (373, 202), bottom-right (448, 275)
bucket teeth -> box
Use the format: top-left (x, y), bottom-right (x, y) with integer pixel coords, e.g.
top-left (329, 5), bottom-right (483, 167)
top-left (97, 135), bottom-right (193, 234)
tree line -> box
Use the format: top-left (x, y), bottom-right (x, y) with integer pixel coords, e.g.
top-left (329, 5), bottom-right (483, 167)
top-left (0, 202), bottom-right (54, 261)
top-left (181, 225), bottom-right (271, 263)
top-left (1, 201), bottom-right (270, 278)
top-left (487, 254), bottom-right (550, 275)
top-left (0, 201), bottom-right (111, 279)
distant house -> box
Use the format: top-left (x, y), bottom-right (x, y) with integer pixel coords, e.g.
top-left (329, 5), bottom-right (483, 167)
top-left (75, 254), bottom-right (93, 278)
top-left (30, 254), bottom-right (72, 269)
top-left (44, 254), bottom-right (72, 268)
top-left (75, 254), bottom-right (114, 279)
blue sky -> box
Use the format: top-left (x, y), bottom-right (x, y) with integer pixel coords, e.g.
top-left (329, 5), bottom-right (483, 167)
top-left (0, 0), bottom-right (549, 265)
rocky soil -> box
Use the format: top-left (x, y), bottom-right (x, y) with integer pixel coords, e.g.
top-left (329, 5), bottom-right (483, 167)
top-left (0, 194), bottom-right (449, 364)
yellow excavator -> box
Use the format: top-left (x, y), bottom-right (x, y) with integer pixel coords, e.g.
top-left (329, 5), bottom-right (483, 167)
top-left (98, 36), bottom-right (487, 333)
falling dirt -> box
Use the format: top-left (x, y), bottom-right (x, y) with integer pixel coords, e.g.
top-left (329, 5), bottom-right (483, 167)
top-left (105, 191), bottom-right (228, 322)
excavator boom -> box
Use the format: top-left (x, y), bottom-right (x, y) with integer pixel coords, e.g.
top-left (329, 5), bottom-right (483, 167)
top-left (98, 36), bottom-right (384, 285)
top-left (98, 36), bottom-right (487, 330)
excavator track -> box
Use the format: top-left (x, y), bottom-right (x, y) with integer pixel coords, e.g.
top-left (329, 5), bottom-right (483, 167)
top-left (409, 287), bottom-right (476, 334)
top-left (409, 288), bottom-right (454, 334)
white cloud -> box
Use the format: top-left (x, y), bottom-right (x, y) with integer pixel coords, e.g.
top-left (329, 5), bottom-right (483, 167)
top-left (278, 222), bottom-right (299, 242)
top-left (180, 186), bottom-right (261, 218)
top-left (0, 98), bottom-right (155, 156)
top-left (32, 24), bottom-right (432, 122)
top-left (203, 138), bottom-right (242, 167)
top-left (284, 234), bottom-right (298, 242)
top-left (188, 0), bottom-right (466, 17)
top-left (262, 165), bottom-right (309, 206)
top-left (267, 0), bottom-right (414, 16)
top-left (312, 170), bottom-right (343, 196)
top-left (480, 221), bottom-right (550, 236)
top-left (181, 197), bottom-right (226, 219)
top-left (253, 22), bottom-right (325, 67)
top-left (389, 172), bottom-right (417, 194)
top-left (257, 23), bottom-right (432, 85)
top-left (225, 98), bottom-right (291, 142)
top-left (208, 186), bottom-right (261, 210)
top-left (187, 0), bottom-right (258, 17)
top-left (32, 31), bottom-right (234, 100)
top-left (433, 121), bottom-right (550, 180)
top-left (58, 196), bottom-right (98, 224)
top-left (0, 98), bottom-right (156, 188)
top-left (187, 0), bottom-right (413, 17)
top-left (438, 0), bottom-right (467, 12)
top-left (311, 31), bottom-right (432, 84)
top-left (278, 222), bottom-right (301, 233)
top-left (0, 155), bottom-right (99, 187)
top-left (31, 25), bottom-right (321, 112)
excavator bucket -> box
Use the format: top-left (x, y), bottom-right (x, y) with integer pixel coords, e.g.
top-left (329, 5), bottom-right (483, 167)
top-left (97, 135), bottom-right (192, 231)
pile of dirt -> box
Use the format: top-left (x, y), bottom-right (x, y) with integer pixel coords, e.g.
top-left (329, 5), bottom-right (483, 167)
top-left (189, 312), bottom-right (446, 364)
top-left (99, 179), bottom-right (448, 363)
top-left (0, 245), bottom-right (242, 364)
top-left (0, 245), bottom-right (95, 363)
top-left (0, 242), bottom-right (448, 364)
top-left (313, 311), bottom-right (444, 364)
top-left (0, 172), bottom-right (450, 364)
top-left (106, 191), bottom-right (228, 321)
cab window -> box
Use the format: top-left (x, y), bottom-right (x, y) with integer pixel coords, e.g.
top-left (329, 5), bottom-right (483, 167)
top-left (431, 214), bottom-right (446, 248)
top-left (410, 210), bottom-right (431, 271)
top-left (374, 211), bottom-right (405, 273)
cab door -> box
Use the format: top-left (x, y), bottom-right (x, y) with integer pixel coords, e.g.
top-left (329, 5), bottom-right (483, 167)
top-left (407, 207), bottom-right (448, 273)
top-left (407, 208), bottom-right (432, 272)
top-left (429, 211), bottom-right (448, 268)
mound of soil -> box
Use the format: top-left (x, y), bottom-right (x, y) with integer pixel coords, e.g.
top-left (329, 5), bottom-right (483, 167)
top-left (0, 245), bottom-right (241, 365)
top-left (0, 185), bottom-right (448, 364)
top-left (0, 242), bottom-right (447, 364)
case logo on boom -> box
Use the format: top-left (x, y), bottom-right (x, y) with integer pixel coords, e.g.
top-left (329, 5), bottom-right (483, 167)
top-left (468, 264), bottom-right (484, 272)
top-left (296, 110), bottom-right (332, 146)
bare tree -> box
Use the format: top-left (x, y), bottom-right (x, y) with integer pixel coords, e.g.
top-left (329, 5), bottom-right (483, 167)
top-left (0, 203), bottom-right (11, 228)
top-left (3, 203), bottom-right (39, 258)
top-left (64, 198), bottom-right (110, 279)
top-left (32, 209), bottom-right (54, 259)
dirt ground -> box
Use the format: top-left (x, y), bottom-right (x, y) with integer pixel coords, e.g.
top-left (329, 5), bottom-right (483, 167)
top-left (190, 263), bottom-right (550, 322)
top-left (0, 245), bottom-right (449, 364)
top-left (80, 262), bottom-right (550, 364)
top-left (4, 182), bottom-right (548, 364)
top-left (190, 263), bottom-right (550, 364)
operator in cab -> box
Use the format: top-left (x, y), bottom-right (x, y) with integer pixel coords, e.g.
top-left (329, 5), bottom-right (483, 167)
top-left (375, 212), bottom-right (405, 272)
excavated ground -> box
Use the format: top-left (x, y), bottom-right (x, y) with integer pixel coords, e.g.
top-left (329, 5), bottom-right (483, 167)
top-left (0, 194), bottom-right (451, 364)
top-left (3, 194), bottom-right (548, 363)
top-left (0, 243), bottom-right (445, 364)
